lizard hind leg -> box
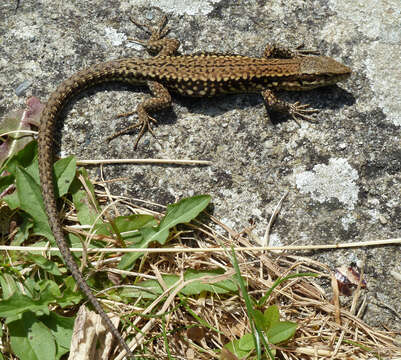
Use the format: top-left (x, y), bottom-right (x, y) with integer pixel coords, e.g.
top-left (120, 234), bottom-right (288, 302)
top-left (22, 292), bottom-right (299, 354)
top-left (107, 81), bottom-right (172, 149)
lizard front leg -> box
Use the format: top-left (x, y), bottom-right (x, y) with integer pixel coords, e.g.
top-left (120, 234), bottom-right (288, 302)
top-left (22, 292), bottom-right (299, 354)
top-left (128, 15), bottom-right (180, 56)
top-left (261, 89), bottom-right (318, 125)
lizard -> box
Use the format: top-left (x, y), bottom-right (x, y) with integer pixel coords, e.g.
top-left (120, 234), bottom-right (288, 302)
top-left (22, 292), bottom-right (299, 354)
top-left (37, 15), bottom-right (351, 359)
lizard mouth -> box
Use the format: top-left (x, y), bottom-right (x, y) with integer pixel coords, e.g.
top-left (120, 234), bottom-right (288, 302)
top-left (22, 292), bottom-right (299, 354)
top-left (302, 73), bottom-right (350, 88)
top-left (281, 73), bottom-right (351, 91)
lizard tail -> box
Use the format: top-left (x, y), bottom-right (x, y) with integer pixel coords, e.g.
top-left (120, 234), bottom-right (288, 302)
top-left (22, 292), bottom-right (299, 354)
top-left (38, 64), bottom-right (135, 358)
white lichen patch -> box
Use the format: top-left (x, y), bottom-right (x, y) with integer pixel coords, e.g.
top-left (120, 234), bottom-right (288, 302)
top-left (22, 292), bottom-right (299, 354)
top-left (341, 213), bottom-right (357, 230)
top-left (104, 27), bottom-right (127, 47)
top-left (295, 158), bottom-right (359, 210)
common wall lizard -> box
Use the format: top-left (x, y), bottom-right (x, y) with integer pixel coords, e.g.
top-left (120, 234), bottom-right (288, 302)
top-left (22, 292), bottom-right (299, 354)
top-left (37, 16), bottom-right (351, 359)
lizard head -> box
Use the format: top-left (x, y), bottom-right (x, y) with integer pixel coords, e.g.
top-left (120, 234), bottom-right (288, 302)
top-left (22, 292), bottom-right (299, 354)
top-left (298, 56), bottom-right (351, 89)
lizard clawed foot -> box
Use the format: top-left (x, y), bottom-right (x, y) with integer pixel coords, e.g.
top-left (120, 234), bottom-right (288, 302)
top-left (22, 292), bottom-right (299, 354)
top-left (262, 89), bottom-right (319, 125)
top-left (288, 101), bottom-right (319, 125)
top-left (107, 112), bottom-right (158, 149)
top-left (128, 15), bottom-right (169, 47)
top-left (129, 15), bottom-right (169, 40)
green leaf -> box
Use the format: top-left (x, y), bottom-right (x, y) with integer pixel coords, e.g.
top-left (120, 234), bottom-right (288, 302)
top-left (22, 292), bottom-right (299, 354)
top-left (4, 147), bottom-right (77, 244)
top-left (72, 189), bottom-right (108, 233)
top-left (238, 332), bottom-right (256, 351)
top-left (36, 280), bottom-right (62, 299)
top-left (21, 278), bottom-right (37, 298)
top-left (11, 216), bottom-right (34, 246)
top-left (143, 195), bottom-right (211, 246)
top-left (70, 166), bottom-right (108, 235)
top-left (224, 333), bottom-right (254, 358)
top-left (118, 195), bottom-right (211, 268)
top-left (13, 166), bottom-right (52, 240)
top-left (116, 230), bottom-right (147, 270)
top-left (0, 174), bottom-right (14, 193)
top-left (26, 254), bottom-right (62, 276)
top-left (252, 309), bottom-right (267, 331)
top-left (2, 140), bottom-right (37, 175)
top-left (58, 277), bottom-right (84, 308)
top-left (41, 312), bottom-right (74, 359)
top-left (70, 168), bottom-right (120, 239)
top-left (4, 142), bottom-right (75, 199)
top-left (114, 214), bottom-right (157, 234)
top-left (122, 269), bottom-right (236, 299)
top-left (0, 288), bottom-right (53, 318)
top-left (117, 215), bottom-right (157, 271)
top-left (157, 195), bottom-right (211, 245)
top-left (181, 269), bottom-right (237, 295)
top-left (3, 191), bottom-right (20, 209)
top-left (0, 273), bottom-right (19, 300)
top-left (53, 155), bottom-right (76, 197)
top-left (263, 305), bottom-right (280, 331)
top-left (8, 312), bottom-right (56, 360)
top-left (267, 321), bottom-right (297, 344)
top-left (19, 279), bottom-right (62, 306)
top-left (251, 306), bottom-right (281, 333)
